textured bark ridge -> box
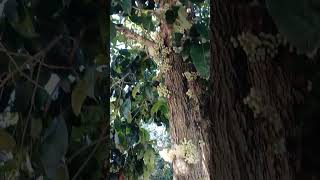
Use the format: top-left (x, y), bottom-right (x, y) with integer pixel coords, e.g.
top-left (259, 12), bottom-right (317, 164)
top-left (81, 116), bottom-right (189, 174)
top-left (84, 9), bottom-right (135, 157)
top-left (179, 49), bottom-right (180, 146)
top-left (164, 54), bottom-right (211, 179)
top-left (207, 1), bottom-right (298, 179)
top-left (163, 0), bottom-right (305, 179)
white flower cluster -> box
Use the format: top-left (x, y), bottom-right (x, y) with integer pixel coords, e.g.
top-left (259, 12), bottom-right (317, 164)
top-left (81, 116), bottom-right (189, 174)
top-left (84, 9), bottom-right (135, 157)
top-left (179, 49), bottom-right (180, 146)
top-left (186, 89), bottom-right (196, 101)
top-left (157, 83), bottom-right (170, 98)
top-left (183, 71), bottom-right (199, 81)
top-left (243, 88), bottom-right (264, 117)
top-left (0, 151), bottom-right (13, 166)
top-left (0, 151), bottom-right (20, 178)
top-left (174, 158), bottom-right (190, 175)
top-left (159, 148), bottom-right (175, 163)
top-left (0, 112), bottom-right (19, 128)
top-left (234, 32), bottom-right (286, 62)
top-left (243, 88), bottom-right (282, 128)
top-left (159, 139), bottom-right (200, 164)
top-left (152, 35), bottom-right (172, 73)
top-left (173, 6), bottom-right (192, 33)
top-left (174, 24), bottom-right (185, 34)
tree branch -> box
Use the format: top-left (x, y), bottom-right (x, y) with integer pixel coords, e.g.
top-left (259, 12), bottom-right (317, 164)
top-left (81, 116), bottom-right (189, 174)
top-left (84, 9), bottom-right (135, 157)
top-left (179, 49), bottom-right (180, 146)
top-left (115, 25), bottom-right (157, 56)
top-left (115, 25), bottom-right (156, 47)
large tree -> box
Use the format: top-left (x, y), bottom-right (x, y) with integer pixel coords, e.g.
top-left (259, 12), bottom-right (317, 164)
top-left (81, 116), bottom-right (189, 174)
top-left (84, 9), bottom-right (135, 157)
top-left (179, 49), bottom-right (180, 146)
top-left (112, 0), bottom-right (320, 179)
top-left (168, 0), bottom-right (320, 179)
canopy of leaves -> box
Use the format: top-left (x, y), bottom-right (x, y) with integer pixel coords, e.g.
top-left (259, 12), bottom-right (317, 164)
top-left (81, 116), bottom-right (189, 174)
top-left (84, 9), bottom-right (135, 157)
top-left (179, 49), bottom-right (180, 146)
top-left (0, 0), bottom-right (108, 179)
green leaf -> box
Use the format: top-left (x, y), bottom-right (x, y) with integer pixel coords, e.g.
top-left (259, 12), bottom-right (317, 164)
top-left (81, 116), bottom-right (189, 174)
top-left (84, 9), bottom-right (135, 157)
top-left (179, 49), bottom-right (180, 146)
top-left (71, 80), bottom-right (89, 116)
top-left (132, 84), bottom-right (140, 99)
top-left (10, 10), bottom-right (38, 39)
top-left (134, 144), bottom-right (145, 160)
top-left (40, 115), bottom-right (68, 178)
top-left (165, 9), bottom-right (178, 24)
top-left (84, 66), bottom-right (96, 100)
top-left (71, 126), bottom-right (85, 141)
top-left (46, 162), bottom-right (69, 180)
top-left (142, 15), bottom-right (155, 31)
top-left (195, 23), bottom-right (209, 39)
top-left (190, 43), bottom-right (210, 79)
top-left (14, 81), bottom-right (33, 112)
top-left (151, 99), bottom-right (167, 115)
top-left (139, 129), bottom-right (150, 144)
top-left (56, 163), bottom-right (69, 180)
top-left (121, 0), bottom-right (132, 15)
top-left (181, 39), bottom-right (191, 61)
top-left (173, 33), bottom-right (183, 47)
top-left (121, 98), bottom-right (132, 122)
top-left (0, 129), bottom-right (16, 151)
top-left (0, 159), bottom-right (18, 173)
top-left (143, 147), bottom-right (155, 166)
top-left (143, 147), bottom-right (155, 179)
top-left (30, 118), bottom-right (42, 139)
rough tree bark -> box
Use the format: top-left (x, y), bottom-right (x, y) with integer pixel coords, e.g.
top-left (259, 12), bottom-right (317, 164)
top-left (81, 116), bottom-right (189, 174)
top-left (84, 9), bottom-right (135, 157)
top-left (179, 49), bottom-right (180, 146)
top-left (163, 0), bottom-right (317, 179)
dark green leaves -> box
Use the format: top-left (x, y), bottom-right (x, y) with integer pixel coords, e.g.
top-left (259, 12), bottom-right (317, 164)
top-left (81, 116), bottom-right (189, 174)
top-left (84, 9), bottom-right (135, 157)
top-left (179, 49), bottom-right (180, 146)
top-left (121, 98), bottom-right (132, 122)
top-left (165, 9), bottom-right (178, 24)
top-left (121, 0), bottom-right (132, 15)
top-left (14, 81), bottom-right (33, 112)
top-left (72, 79), bottom-right (89, 116)
top-left (40, 115), bottom-right (68, 179)
top-left (194, 23), bottom-right (209, 39)
top-left (266, 0), bottom-right (320, 55)
top-left (143, 146), bottom-right (156, 179)
top-left (129, 13), bottom-right (156, 31)
top-left (10, 10), bottom-right (38, 39)
top-left (141, 15), bottom-right (156, 31)
top-left (3, 0), bottom-right (18, 21)
top-left (71, 67), bottom-right (96, 116)
top-left (151, 98), bottom-right (168, 116)
top-left (0, 129), bottom-right (16, 151)
top-left (190, 43), bottom-right (210, 79)
top-left (0, 0), bottom-right (109, 179)
top-left (30, 118), bottom-right (43, 139)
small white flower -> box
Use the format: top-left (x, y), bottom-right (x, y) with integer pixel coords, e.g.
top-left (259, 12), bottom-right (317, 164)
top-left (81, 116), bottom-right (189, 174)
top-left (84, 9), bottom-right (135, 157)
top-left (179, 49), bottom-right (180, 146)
top-left (44, 74), bottom-right (60, 95)
top-left (79, 65), bottom-right (85, 72)
top-left (68, 74), bottom-right (76, 83)
top-left (159, 148), bottom-right (175, 163)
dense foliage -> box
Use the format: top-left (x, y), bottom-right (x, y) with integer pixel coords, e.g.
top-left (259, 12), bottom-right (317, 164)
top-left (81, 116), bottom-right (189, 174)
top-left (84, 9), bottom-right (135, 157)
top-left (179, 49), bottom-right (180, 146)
top-left (0, 0), bottom-right (108, 179)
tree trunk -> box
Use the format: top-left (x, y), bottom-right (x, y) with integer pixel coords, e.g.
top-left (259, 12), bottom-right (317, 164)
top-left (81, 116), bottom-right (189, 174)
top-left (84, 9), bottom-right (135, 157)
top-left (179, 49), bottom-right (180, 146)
top-left (163, 0), bottom-right (317, 179)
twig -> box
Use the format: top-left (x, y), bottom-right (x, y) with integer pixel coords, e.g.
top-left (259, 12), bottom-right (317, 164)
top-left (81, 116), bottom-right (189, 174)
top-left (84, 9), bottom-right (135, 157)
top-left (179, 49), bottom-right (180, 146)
top-left (71, 126), bottom-right (107, 180)
top-left (67, 136), bottom-right (108, 163)
top-left (0, 43), bottom-right (46, 91)
top-left (0, 35), bottom-right (63, 88)
top-left (20, 57), bottom-right (43, 148)
top-left (110, 72), bottom-right (132, 89)
top-left (0, 50), bottom-right (72, 70)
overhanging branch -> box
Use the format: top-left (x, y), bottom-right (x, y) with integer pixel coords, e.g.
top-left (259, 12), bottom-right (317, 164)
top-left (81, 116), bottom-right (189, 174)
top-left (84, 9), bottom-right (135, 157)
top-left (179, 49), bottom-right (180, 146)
top-left (115, 25), bottom-right (157, 56)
